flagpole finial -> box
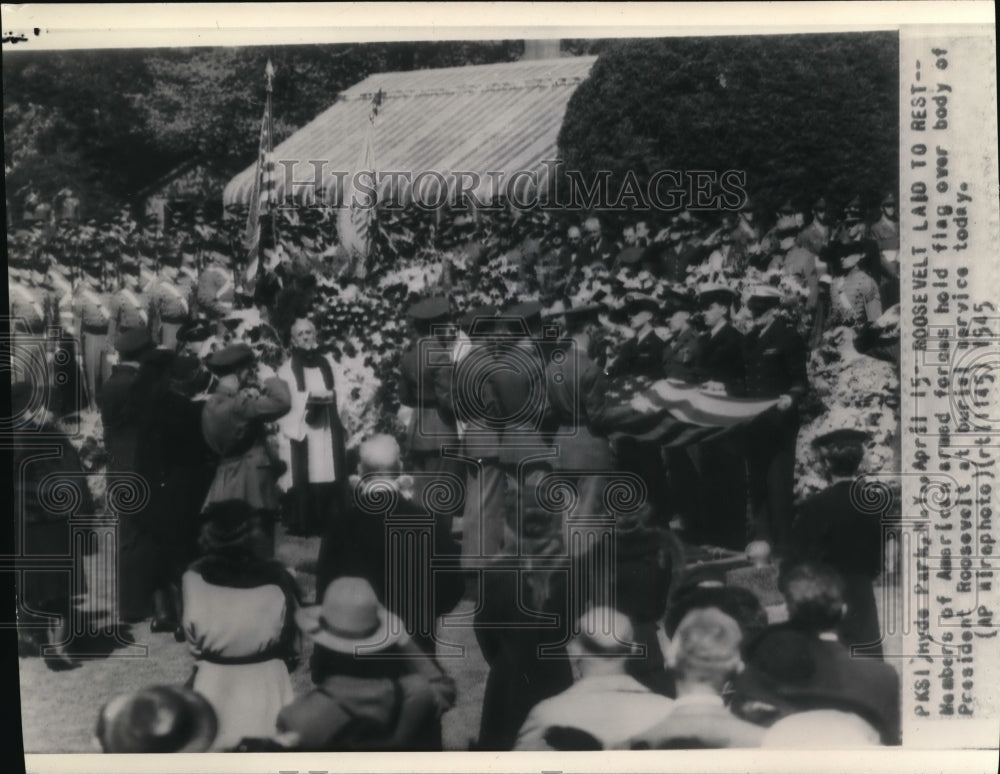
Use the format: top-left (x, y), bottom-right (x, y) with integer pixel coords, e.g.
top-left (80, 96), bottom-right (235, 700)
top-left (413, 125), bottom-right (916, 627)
top-left (265, 59), bottom-right (275, 92)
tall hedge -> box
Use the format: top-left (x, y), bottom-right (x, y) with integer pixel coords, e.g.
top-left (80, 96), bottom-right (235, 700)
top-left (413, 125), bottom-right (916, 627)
top-left (558, 33), bottom-right (898, 223)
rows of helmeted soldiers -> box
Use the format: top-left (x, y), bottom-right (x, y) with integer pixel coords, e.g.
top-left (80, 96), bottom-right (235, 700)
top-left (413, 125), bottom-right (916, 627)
top-left (7, 246), bottom-right (240, 415)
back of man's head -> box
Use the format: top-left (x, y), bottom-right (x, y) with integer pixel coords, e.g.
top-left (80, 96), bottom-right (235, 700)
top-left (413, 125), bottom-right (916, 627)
top-left (779, 562), bottom-right (846, 633)
top-left (568, 607), bottom-right (636, 677)
top-left (669, 608), bottom-right (743, 692)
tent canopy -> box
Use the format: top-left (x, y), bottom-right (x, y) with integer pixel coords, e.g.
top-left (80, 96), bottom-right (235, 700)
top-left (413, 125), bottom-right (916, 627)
top-left (223, 56), bottom-right (597, 208)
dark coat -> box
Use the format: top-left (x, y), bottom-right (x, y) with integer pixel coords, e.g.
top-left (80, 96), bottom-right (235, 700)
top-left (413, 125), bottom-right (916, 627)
top-left (474, 567), bottom-right (573, 751)
top-left (662, 326), bottom-right (703, 382)
top-left (97, 362), bottom-right (142, 474)
top-left (201, 377), bottom-right (291, 512)
top-left (609, 327), bottom-right (670, 379)
top-left (741, 317), bottom-right (808, 400)
top-left (731, 624), bottom-right (900, 745)
top-left (489, 341), bottom-right (551, 469)
top-left (694, 323), bottom-right (745, 391)
top-left (315, 490), bottom-right (462, 656)
top-left (13, 421), bottom-right (94, 614)
top-left (399, 341), bottom-right (458, 455)
top-left (790, 480), bottom-right (883, 654)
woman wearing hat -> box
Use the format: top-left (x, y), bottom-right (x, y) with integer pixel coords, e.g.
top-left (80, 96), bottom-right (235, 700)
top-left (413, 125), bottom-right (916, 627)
top-left (276, 576), bottom-right (444, 751)
top-left (181, 500), bottom-right (302, 750)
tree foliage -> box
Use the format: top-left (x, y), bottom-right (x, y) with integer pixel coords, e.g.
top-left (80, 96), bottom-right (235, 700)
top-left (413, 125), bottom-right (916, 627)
top-left (3, 41), bottom-right (523, 222)
top-left (558, 33), bottom-right (899, 221)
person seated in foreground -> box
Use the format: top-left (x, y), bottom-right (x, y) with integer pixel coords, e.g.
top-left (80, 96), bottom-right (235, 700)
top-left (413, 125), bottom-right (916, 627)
top-left (624, 608), bottom-right (765, 749)
top-left (514, 607), bottom-right (674, 750)
top-left (729, 562), bottom-right (901, 745)
top-left (277, 577), bottom-right (453, 751)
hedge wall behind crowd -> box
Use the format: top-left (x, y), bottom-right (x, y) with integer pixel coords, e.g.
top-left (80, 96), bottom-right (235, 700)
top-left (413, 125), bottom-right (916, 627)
top-left (559, 33), bottom-right (899, 224)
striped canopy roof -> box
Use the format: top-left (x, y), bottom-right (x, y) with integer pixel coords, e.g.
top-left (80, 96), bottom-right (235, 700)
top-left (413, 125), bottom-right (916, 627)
top-left (222, 55), bottom-right (597, 207)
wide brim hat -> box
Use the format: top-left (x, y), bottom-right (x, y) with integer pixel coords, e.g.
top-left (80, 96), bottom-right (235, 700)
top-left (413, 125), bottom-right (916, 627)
top-left (96, 685), bottom-right (218, 753)
top-left (881, 192), bottom-right (897, 207)
top-left (811, 428), bottom-right (871, 449)
top-left (199, 508), bottom-right (256, 553)
top-left (837, 241), bottom-right (867, 269)
top-left (296, 577), bottom-right (408, 654)
top-left (205, 342), bottom-right (255, 375)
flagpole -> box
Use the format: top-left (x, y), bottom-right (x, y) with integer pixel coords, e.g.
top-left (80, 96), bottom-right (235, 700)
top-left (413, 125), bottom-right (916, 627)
top-left (262, 58), bottom-right (276, 283)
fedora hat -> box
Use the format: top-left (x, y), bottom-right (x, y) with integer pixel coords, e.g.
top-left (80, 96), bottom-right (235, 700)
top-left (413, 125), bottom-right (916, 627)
top-left (96, 685), bottom-right (217, 753)
top-left (296, 577), bottom-right (407, 654)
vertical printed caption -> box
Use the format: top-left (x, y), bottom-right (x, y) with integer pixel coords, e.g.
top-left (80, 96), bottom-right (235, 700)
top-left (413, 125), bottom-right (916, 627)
top-left (900, 28), bottom-right (1000, 747)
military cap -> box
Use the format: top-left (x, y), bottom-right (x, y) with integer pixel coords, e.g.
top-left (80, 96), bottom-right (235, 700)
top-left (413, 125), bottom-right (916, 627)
top-left (115, 327), bottom-right (154, 358)
top-left (176, 319), bottom-right (215, 344)
top-left (813, 197), bottom-right (828, 211)
top-left (626, 294), bottom-right (661, 315)
top-left (205, 342), bottom-right (255, 375)
top-left (777, 200), bottom-right (798, 215)
top-left (747, 285), bottom-right (783, 304)
top-left (811, 428), bottom-right (871, 448)
top-left (407, 296), bottom-right (451, 323)
top-left (843, 196), bottom-right (863, 221)
top-left (881, 192), bottom-right (897, 206)
top-left (661, 286), bottom-right (696, 313)
top-left (697, 284), bottom-right (739, 308)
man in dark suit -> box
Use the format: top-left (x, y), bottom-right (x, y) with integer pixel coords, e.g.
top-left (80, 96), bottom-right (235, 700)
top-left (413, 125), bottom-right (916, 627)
top-left (690, 285), bottom-right (747, 549)
top-left (790, 429), bottom-right (884, 657)
top-left (741, 286), bottom-right (808, 555)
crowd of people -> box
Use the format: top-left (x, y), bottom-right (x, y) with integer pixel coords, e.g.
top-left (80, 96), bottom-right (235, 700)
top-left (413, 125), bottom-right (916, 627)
top-left (9, 190), bottom-right (902, 752)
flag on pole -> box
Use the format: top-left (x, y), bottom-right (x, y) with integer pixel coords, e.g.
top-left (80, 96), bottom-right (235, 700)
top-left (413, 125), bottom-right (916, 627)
top-left (337, 89), bottom-right (383, 278)
top-left (244, 59), bottom-right (276, 266)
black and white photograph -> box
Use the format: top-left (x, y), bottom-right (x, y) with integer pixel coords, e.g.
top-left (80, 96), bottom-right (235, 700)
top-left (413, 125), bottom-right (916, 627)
top-left (3, 3), bottom-right (998, 771)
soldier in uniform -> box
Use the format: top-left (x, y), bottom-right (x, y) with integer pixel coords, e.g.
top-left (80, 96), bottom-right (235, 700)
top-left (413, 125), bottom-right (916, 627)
top-left (690, 285), bottom-right (747, 550)
top-left (836, 242), bottom-right (883, 326)
top-left (196, 250), bottom-right (236, 335)
top-left (399, 297), bottom-right (463, 504)
top-left (758, 200), bottom-right (801, 260)
top-left (768, 228), bottom-right (820, 315)
top-left (72, 256), bottom-right (112, 411)
top-left (796, 197), bottom-right (833, 257)
top-left (9, 262), bottom-right (49, 384)
top-left (105, 259), bottom-right (149, 381)
top-left (148, 251), bottom-right (195, 350)
top-left (741, 286), bottom-right (808, 555)
top-left (606, 296), bottom-right (672, 379)
top-left (867, 192), bottom-right (900, 308)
